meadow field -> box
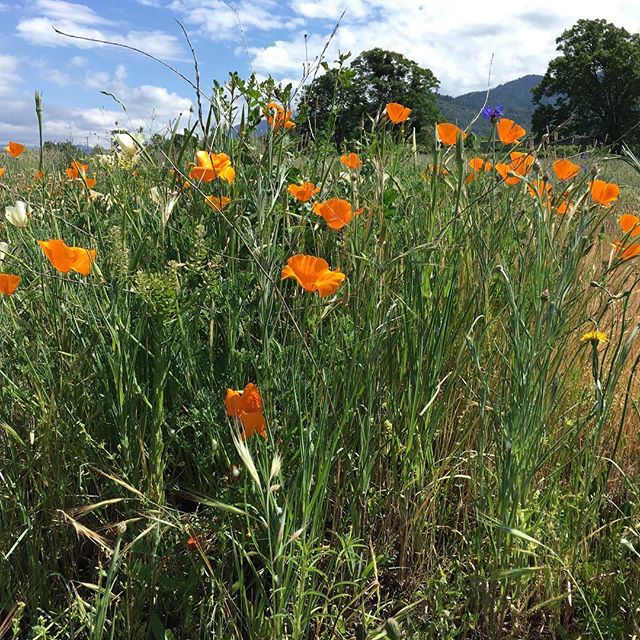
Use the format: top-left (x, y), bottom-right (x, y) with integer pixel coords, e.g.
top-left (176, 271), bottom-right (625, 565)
top-left (1, 84), bottom-right (640, 639)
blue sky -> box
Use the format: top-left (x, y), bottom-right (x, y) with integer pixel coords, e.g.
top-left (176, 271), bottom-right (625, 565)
top-left (1, 0), bottom-right (639, 145)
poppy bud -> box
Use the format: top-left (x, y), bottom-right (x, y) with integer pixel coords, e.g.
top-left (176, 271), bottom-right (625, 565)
top-left (384, 617), bottom-right (402, 640)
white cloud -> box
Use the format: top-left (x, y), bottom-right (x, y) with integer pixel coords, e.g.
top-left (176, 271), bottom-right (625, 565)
top-left (168, 0), bottom-right (304, 41)
top-left (45, 67), bottom-right (72, 86)
top-left (0, 61), bottom-right (193, 146)
top-left (0, 55), bottom-right (22, 96)
top-left (244, 0), bottom-right (640, 95)
top-left (33, 0), bottom-right (114, 26)
top-left (17, 0), bottom-right (184, 59)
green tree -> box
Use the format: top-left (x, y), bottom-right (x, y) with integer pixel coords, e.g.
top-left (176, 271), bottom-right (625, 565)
top-left (532, 19), bottom-right (640, 148)
top-left (298, 48), bottom-right (440, 146)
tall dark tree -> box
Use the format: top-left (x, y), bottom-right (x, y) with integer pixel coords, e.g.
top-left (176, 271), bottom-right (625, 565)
top-left (299, 48), bottom-right (440, 146)
top-left (532, 19), bottom-right (640, 148)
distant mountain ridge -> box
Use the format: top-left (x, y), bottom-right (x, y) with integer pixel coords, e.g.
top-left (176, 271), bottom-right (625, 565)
top-left (436, 74), bottom-right (543, 135)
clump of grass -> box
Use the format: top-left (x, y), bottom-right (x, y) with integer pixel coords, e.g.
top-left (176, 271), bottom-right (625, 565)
top-left (0, 70), bottom-right (639, 640)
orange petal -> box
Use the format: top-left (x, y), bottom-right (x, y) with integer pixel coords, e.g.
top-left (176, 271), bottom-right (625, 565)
top-left (205, 196), bottom-right (231, 211)
top-left (496, 118), bottom-right (526, 144)
top-left (239, 383), bottom-right (263, 413)
top-left (495, 163), bottom-right (521, 185)
top-left (195, 150), bottom-right (213, 170)
top-left (590, 180), bottom-right (620, 207)
top-left (69, 247), bottom-right (96, 276)
top-left (314, 268), bottom-right (346, 297)
top-left (340, 153), bottom-right (362, 170)
top-left (288, 182), bottom-right (320, 202)
top-left (189, 167), bottom-right (215, 182)
top-left (240, 411), bottom-right (267, 439)
top-left (313, 198), bottom-right (354, 230)
top-left (0, 273), bottom-right (20, 296)
top-left (614, 241), bottom-right (640, 260)
top-left (527, 179), bottom-right (552, 199)
top-left (38, 240), bottom-right (95, 275)
top-left (469, 157), bottom-right (492, 173)
top-left (281, 254), bottom-right (330, 291)
top-left (436, 123), bottom-right (466, 146)
top-left (4, 142), bottom-right (25, 158)
top-left (619, 213), bottom-right (640, 236)
top-left (553, 159), bottom-right (580, 181)
top-left (225, 388), bottom-right (243, 417)
top-left (386, 102), bottom-right (411, 124)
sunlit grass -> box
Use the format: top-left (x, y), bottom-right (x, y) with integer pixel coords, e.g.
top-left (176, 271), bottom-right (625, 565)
top-left (0, 86), bottom-right (639, 639)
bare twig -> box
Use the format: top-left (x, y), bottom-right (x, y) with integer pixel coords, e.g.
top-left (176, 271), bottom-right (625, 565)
top-left (466, 52), bottom-right (494, 132)
top-left (220, 0), bottom-right (256, 77)
top-left (292, 9), bottom-right (346, 101)
top-left (52, 25), bottom-right (212, 108)
top-left (175, 19), bottom-right (206, 135)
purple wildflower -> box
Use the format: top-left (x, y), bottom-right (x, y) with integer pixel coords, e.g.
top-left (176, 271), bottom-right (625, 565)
top-left (481, 105), bottom-right (504, 124)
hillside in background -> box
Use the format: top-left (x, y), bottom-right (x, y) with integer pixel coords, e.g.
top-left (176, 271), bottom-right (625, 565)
top-left (437, 74), bottom-right (543, 135)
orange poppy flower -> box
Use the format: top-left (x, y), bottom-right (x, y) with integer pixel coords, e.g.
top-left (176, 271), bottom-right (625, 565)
top-left (34, 170), bottom-right (44, 180)
top-left (556, 199), bottom-right (570, 215)
top-left (436, 123), bottom-right (466, 146)
top-left (0, 168), bottom-right (6, 178)
top-left (281, 254), bottom-right (346, 298)
top-left (340, 153), bottom-right (362, 170)
top-left (288, 182), bottom-right (320, 202)
top-left (386, 102), bottom-right (411, 124)
top-left (189, 151), bottom-right (235, 184)
top-left (225, 383), bottom-right (267, 439)
top-left (204, 195), bottom-right (231, 211)
top-left (496, 118), bottom-right (526, 144)
top-left (4, 142), bottom-right (25, 158)
top-left (65, 161), bottom-right (96, 188)
top-left (590, 180), bottom-right (620, 207)
top-left (0, 273), bottom-right (20, 296)
top-left (265, 102), bottom-right (295, 130)
top-left (38, 239), bottom-right (96, 276)
top-left (427, 164), bottom-right (449, 176)
top-left (553, 159), bottom-right (580, 181)
top-left (313, 197), bottom-right (363, 230)
top-left (619, 213), bottom-right (640, 237)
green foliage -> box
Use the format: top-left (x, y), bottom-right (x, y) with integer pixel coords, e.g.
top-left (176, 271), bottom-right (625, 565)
top-left (1, 72), bottom-right (640, 639)
top-left (298, 48), bottom-right (440, 146)
top-left (532, 19), bottom-right (640, 148)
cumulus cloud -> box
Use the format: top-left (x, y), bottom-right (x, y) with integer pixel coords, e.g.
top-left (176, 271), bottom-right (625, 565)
top-left (17, 0), bottom-right (184, 60)
top-left (0, 61), bottom-right (193, 145)
top-left (241, 0), bottom-right (640, 94)
top-left (168, 0), bottom-right (304, 41)
top-left (0, 54), bottom-right (22, 96)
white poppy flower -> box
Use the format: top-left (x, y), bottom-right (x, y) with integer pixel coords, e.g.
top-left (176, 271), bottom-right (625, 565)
top-left (114, 132), bottom-right (142, 158)
top-left (5, 201), bottom-right (31, 228)
top-left (0, 241), bottom-right (8, 262)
